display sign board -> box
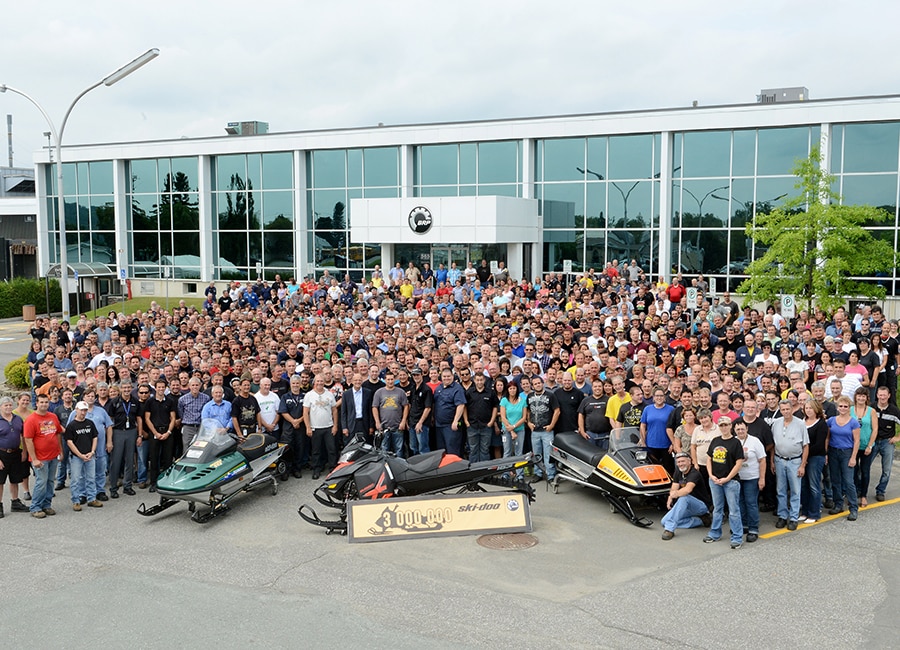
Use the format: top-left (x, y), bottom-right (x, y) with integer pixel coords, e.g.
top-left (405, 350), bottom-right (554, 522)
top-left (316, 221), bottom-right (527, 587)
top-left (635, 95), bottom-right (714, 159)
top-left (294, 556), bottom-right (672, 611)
top-left (781, 294), bottom-right (796, 318)
top-left (686, 287), bottom-right (698, 305)
top-left (709, 277), bottom-right (717, 297)
top-left (562, 259), bottom-right (573, 275)
top-left (347, 491), bottom-right (532, 543)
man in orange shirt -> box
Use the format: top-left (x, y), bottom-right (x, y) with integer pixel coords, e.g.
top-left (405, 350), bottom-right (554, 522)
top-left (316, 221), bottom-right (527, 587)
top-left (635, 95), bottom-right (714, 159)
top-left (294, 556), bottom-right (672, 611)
top-left (22, 394), bottom-right (64, 519)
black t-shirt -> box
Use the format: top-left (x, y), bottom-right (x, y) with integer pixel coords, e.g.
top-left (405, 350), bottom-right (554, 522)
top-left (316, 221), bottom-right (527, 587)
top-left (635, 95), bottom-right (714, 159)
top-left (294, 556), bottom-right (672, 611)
top-left (578, 396), bottom-right (611, 434)
top-left (65, 418), bottom-right (98, 455)
top-left (408, 382), bottom-right (435, 423)
top-left (145, 395), bottom-right (176, 432)
top-left (554, 387), bottom-right (585, 433)
top-left (673, 466), bottom-right (709, 508)
top-left (617, 401), bottom-right (645, 428)
top-left (528, 390), bottom-right (560, 431)
top-left (232, 395), bottom-right (261, 432)
top-left (706, 435), bottom-right (744, 479)
top-left (875, 402), bottom-right (900, 440)
top-left (806, 418), bottom-right (829, 456)
top-left (218, 295), bottom-right (233, 311)
top-left (737, 417), bottom-right (774, 451)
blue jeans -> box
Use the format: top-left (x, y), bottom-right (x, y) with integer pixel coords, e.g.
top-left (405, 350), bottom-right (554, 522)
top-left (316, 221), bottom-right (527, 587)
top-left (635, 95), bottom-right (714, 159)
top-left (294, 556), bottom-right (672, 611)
top-left (872, 438), bottom-right (895, 496)
top-left (739, 478), bottom-right (761, 534)
top-left (775, 456), bottom-right (802, 522)
top-left (502, 428), bottom-right (526, 480)
top-left (530, 429), bottom-right (556, 480)
top-left (708, 478), bottom-right (742, 544)
top-left (436, 425), bottom-right (463, 457)
top-left (380, 429), bottom-right (405, 457)
top-left (409, 425), bottom-right (430, 456)
top-left (661, 494), bottom-right (708, 532)
top-left (585, 431), bottom-right (610, 451)
top-left (828, 447), bottom-right (858, 513)
top-left (137, 438), bottom-right (149, 484)
top-left (56, 444), bottom-right (71, 486)
top-left (93, 453), bottom-right (109, 496)
top-left (467, 425), bottom-right (492, 463)
top-left (69, 455), bottom-right (97, 503)
top-left (801, 455), bottom-right (826, 519)
top-left (30, 459), bottom-right (58, 513)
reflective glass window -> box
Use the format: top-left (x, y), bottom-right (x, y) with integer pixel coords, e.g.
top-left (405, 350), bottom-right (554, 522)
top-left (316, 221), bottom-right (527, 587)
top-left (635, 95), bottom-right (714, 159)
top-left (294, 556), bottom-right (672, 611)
top-left (586, 137), bottom-right (607, 181)
top-left (93, 196), bottom-right (115, 230)
top-left (757, 127), bottom-right (809, 176)
top-left (363, 187), bottom-right (399, 199)
top-left (732, 130), bottom-right (756, 177)
top-left (77, 197), bottom-right (90, 230)
top-left (676, 180), bottom-right (730, 230)
top-left (420, 186), bottom-right (458, 197)
top-left (364, 147), bottom-right (399, 187)
top-left (672, 134), bottom-right (683, 179)
top-left (311, 190), bottom-right (348, 229)
top-left (542, 138), bottom-right (585, 182)
top-left (543, 231), bottom-right (580, 273)
top-left (264, 232), bottom-right (294, 267)
top-left (478, 141), bottom-right (518, 184)
top-left (478, 184), bottom-right (518, 197)
top-left (585, 184), bottom-right (607, 228)
top-left (173, 230), bottom-right (200, 257)
top-left (840, 174), bottom-right (898, 213)
top-left (608, 180), bottom-right (652, 227)
top-left (62, 163), bottom-right (77, 195)
top-left (312, 150), bottom-right (346, 188)
top-left (77, 163), bottom-right (89, 196)
top-left (728, 230), bottom-right (750, 269)
top-left (419, 145), bottom-right (458, 186)
top-left (219, 231), bottom-right (248, 267)
top-left (157, 158), bottom-right (172, 194)
top-left (830, 125), bottom-right (843, 175)
top-left (88, 161), bottom-right (113, 194)
top-left (130, 159), bottom-right (158, 194)
top-left (755, 178), bottom-right (796, 211)
top-left (460, 143), bottom-right (477, 185)
top-left (728, 178), bottom-right (755, 229)
top-left (585, 231), bottom-right (606, 269)
top-left (682, 131), bottom-right (731, 178)
top-left (842, 123), bottom-right (900, 174)
top-left (541, 183), bottom-right (583, 228)
top-left (262, 191), bottom-right (293, 229)
top-left (216, 154), bottom-right (247, 191)
top-left (607, 230), bottom-right (653, 271)
top-left (215, 192), bottom-right (248, 231)
top-left (90, 232), bottom-right (115, 264)
top-left (608, 134), bottom-right (653, 180)
top-left (172, 157), bottom-right (198, 192)
top-left (348, 149), bottom-right (363, 188)
top-left (171, 194), bottom-right (199, 231)
top-left (260, 153), bottom-right (293, 190)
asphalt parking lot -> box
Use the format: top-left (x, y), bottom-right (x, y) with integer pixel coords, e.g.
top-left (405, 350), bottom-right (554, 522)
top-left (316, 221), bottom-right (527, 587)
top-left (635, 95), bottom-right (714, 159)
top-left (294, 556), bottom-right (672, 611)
top-left (2, 465), bottom-right (899, 649)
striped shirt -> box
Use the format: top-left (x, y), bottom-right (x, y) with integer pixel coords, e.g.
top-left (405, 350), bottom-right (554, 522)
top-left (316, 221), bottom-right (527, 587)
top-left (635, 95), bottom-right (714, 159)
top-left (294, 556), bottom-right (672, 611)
top-left (179, 391), bottom-right (211, 426)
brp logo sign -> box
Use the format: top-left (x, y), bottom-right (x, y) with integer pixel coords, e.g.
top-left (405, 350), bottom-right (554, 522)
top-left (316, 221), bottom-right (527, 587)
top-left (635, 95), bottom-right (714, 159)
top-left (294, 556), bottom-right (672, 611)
top-left (408, 206), bottom-right (433, 234)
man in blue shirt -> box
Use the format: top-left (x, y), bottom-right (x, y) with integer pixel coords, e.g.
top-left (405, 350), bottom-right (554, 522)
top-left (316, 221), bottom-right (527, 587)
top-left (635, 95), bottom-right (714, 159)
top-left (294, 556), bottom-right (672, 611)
top-left (201, 386), bottom-right (233, 431)
top-left (433, 369), bottom-right (466, 456)
top-left (640, 388), bottom-right (676, 475)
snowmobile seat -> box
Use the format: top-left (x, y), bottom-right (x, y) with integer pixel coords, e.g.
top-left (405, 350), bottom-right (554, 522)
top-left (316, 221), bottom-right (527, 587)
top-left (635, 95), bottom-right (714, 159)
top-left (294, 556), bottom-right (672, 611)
top-left (238, 433), bottom-right (278, 461)
top-left (553, 431), bottom-right (607, 467)
top-left (386, 450), bottom-right (445, 481)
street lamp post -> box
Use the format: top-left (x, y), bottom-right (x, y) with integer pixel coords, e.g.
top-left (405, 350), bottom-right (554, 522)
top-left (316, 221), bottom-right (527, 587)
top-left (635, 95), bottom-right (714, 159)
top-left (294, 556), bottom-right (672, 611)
top-left (1, 48), bottom-right (159, 320)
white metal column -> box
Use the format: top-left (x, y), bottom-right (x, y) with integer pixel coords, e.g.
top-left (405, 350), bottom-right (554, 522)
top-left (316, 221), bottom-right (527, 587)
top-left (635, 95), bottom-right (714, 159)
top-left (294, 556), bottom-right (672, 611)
top-left (657, 131), bottom-right (673, 281)
top-left (198, 155), bottom-right (213, 283)
top-left (400, 144), bottom-right (413, 198)
top-left (522, 137), bottom-right (542, 277)
top-left (294, 150), bottom-right (310, 280)
top-left (35, 163), bottom-right (50, 274)
top-left (112, 159), bottom-right (128, 281)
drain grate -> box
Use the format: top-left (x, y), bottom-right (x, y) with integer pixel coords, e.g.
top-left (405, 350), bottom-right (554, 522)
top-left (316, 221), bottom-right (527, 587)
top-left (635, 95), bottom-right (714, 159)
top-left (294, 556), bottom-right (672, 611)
top-left (476, 533), bottom-right (538, 550)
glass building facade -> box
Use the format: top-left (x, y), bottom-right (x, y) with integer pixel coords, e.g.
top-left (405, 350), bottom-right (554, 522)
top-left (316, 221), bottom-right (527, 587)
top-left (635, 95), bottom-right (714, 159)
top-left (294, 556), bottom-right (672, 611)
top-left (35, 95), bottom-right (900, 294)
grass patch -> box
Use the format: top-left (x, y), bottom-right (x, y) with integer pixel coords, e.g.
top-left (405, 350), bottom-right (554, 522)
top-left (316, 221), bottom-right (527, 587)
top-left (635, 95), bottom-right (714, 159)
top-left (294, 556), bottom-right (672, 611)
top-left (79, 296), bottom-right (205, 319)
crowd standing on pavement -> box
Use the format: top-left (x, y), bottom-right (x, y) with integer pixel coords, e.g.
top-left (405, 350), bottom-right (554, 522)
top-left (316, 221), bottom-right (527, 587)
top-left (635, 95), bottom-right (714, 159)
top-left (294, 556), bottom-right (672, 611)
top-left (2, 258), bottom-right (899, 549)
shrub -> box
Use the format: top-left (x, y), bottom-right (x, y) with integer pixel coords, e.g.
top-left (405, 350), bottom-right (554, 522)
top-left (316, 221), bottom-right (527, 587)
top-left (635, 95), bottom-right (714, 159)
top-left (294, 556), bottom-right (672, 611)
top-left (4, 355), bottom-right (30, 389)
top-left (0, 278), bottom-right (61, 319)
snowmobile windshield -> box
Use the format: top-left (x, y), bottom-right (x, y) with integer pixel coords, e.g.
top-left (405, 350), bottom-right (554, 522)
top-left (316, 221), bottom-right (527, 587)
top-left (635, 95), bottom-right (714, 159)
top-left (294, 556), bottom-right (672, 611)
top-left (195, 419), bottom-right (233, 446)
top-left (609, 426), bottom-right (641, 453)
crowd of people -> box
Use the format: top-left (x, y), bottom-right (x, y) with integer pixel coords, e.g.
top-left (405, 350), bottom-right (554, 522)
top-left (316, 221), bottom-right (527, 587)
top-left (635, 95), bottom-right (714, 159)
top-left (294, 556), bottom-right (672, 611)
top-left (1, 257), bottom-right (898, 548)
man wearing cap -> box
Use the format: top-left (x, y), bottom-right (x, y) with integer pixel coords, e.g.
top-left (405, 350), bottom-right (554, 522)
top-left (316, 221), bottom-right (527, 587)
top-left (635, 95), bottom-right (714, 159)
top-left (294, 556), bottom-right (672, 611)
top-left (65, 401), bottom-right (104, 511)
top-left (704, 416), bottom-right (745, 548)
top-left (407, 367), bottom-right (434, 455)
top-left (771, 399), bottom-right (809, 530)
top-left (661, 451), bottom-right (711, 540)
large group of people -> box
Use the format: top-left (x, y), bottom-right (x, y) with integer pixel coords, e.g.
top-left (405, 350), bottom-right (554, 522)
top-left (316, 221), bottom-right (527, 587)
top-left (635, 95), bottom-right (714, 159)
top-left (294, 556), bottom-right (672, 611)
top-left (1, 258), bottom-right (897, 548)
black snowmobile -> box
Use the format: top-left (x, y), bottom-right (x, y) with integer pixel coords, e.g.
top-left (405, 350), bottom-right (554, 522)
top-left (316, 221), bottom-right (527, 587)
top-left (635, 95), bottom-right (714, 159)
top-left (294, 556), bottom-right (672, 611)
top-left (298, 435), bottom-right (535, 535)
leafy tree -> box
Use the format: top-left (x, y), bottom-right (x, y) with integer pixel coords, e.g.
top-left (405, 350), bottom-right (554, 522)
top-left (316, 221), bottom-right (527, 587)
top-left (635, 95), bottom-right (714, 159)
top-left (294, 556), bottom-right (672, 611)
top-left (739, 147), bottom-right (896, 312)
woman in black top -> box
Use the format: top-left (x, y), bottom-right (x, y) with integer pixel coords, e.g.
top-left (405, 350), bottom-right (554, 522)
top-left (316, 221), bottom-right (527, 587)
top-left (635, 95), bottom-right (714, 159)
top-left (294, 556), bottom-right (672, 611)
top-left (800, 399), bottom-right (829, 523)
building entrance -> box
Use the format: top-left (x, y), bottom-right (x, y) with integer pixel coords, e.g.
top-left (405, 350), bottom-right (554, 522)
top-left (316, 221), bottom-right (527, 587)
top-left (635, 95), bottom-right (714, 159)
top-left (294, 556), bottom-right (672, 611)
top-left (431, 245), bottom-right (468, 272)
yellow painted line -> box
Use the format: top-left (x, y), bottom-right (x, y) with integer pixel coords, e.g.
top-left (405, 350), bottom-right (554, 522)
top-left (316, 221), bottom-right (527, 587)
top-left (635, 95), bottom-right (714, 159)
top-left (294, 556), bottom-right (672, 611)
top-left (760, 496), bottom-right (900, 539)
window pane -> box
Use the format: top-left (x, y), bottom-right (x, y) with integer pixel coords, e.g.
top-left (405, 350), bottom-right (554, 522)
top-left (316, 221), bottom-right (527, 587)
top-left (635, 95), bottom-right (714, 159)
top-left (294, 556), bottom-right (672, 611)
top-left (262, 191), bottom-right (294, 229)
top-left (541, 183), bottom-right (583, 228)
top-left (93, 196), bottom-right (115, 230)
top-left (219, 231), bottom-right (248, 267)
top-left (248, 232), bottom-right (262, 267)
top-left (478, 141), bottom-right (518, 184)
top-left (419, 144), bottom-right (458, 186)
top-left (312, 150), bottom-right (346, 188)
top-left (679, 230), bottom-right (724, 274)
top-left (586, 183), bottom-right (606, 228)
top-left (89, 161), bottom-right (113, 194)
top-left (676, 180), bottom-right (730, 230)
top-left (543, 231), bottom-right (580, 273)
top-left (364, 147), bottom-right (399, 187)
top-left (77, 163), bottom-right (89, 196)
top-left (608, 229), bottom-right (653, 271)
top-left (132, 232), bottom-right (158, 263)
top-left (157, 158), bottom-right (172, 195)
top-left (755, 178), bottom-right (796, 211)
top-left (173, 231), bottom-right (200, 257)
top-left (840, 174), bottom-right (898, 212)
top-left (728, 178), bottom-right (755, 229)
top-left (757, 127), bottom-right (809, 176)
top-left (460, 143), bottom-right (477, 185)
top-left (90, 232), bottom-right (115, 264)
top-left (311, 190), bottom-right (347, 230)
top-left (215, 192), bottom-right (247, 230)
top-left (264, 232), bottom-right (294, 267)
top-left (172, 193), bottom-right (199, 231)
top-left (732, 130), bottom-right (756, 177)
top-left (608, 134), bottom-right (653, 180)
top-left (478, 184), bottom-right (517, 197)
top-left (609, 180), bottom-right (652, 227)
top-left (682, 131), bottom-right (731, 178)
top-left (78, 196), bottom-right (91, 230)
top-left (393, 244), bottom-right (430, 268)
top-left (216, 154), bottom-right (247, 191)
top-left (130, 159), bottom-right (157, 194)
top-left (363, 187), bottom-right (399, 199)
top-left (842, 123), bottom-right (900, 173)
top-left (247, 153), bottom-right (262, 190)
top-left (348, 149), bottom-right (363, 188)
top-left (172, 157), bottom-right (198, 192)
top-left (259, 152), bottom-right (292, 190)
top-left (585, 230), bottom-right (606, 270)
top-left (587, 137), bottom-right (607, 181)
top-left (62, 163), bottom-right (77, 195)
top-left (542, 138), bottom-right (585, 182)
top-left (830, 125), bottom-right (843, 175)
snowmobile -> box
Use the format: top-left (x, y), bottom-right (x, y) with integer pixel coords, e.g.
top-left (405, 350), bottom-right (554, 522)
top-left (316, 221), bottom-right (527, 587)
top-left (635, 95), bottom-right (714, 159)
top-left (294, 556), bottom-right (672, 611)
top-left (298, 434), bottom-right (535, 535)
top-left (137, 418), bottom-right (290, 523)
top-left (549, 427), bottom-right (671, 527)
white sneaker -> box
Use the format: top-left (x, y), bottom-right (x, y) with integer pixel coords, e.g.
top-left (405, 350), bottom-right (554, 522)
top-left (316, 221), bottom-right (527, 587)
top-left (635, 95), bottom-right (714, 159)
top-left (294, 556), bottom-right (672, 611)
top-left (803, 517), bottom-right (817, 524)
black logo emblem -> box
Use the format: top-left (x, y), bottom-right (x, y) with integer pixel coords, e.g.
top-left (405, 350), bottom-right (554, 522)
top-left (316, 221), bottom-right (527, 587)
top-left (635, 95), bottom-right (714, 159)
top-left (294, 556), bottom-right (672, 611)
top-left (408, 206), bottom-right (433, 234)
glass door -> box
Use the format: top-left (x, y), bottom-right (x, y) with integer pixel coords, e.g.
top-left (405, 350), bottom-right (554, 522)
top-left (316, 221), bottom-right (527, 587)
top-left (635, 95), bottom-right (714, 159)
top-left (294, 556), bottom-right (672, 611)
top-left (432, 245), bottom-right (469, 270)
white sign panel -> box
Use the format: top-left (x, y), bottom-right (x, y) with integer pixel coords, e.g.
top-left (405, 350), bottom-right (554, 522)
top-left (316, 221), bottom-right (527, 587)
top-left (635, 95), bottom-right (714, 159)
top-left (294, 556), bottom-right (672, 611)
top-left (709, 277), bottom-right (717, 297)
top-left (781, 294), bottom-right (796, 318)
top-left (562, 260), bottom-right (573, 275)
top-left (686, 287), bottom-right (698, 305)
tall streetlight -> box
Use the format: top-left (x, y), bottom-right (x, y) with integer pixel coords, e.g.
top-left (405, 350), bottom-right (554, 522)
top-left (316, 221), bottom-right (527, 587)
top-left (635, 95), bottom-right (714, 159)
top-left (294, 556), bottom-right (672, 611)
top-left (1, 48), bottom-right (159, 320)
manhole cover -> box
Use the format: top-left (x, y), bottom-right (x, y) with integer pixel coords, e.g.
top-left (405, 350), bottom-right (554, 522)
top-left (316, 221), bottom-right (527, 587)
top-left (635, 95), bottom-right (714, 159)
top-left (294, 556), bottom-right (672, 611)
top-left (476, 533), bottom-right (538, 550)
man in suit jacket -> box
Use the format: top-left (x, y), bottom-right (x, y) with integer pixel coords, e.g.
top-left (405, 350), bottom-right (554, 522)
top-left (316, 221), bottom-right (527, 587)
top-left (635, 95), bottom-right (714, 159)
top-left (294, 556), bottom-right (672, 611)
top-left (340, 373), bottom-right (374, 445)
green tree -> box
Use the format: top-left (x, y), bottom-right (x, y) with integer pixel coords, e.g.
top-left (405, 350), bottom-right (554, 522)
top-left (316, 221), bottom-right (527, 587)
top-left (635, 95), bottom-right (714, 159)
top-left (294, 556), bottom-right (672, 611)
top-left (739, 147), bottom-right (896, 312)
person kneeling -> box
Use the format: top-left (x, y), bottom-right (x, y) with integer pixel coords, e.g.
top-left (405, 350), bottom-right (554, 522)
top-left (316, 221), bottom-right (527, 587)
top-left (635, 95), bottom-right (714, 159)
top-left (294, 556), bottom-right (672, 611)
top-left (661, 451), bottom-right (711, 540)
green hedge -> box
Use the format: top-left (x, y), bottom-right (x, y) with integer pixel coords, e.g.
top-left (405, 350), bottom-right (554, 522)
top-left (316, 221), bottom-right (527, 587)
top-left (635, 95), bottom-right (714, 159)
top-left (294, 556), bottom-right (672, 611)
top-left (4, 354), bottom-right (30, 389)
top-left (0, 278), bottom-right (62, 319)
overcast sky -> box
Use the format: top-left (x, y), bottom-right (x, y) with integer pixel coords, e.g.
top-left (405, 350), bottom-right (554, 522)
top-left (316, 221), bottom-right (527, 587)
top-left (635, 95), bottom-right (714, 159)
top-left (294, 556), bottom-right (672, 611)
top-left (2, 0), bottom-right (899, 167)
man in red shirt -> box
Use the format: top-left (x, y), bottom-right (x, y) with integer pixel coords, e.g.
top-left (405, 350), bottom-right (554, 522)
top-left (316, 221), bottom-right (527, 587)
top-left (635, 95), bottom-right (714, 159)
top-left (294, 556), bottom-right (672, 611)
top-left (666, 276), bottom-right (686, 305)
top-left (22, 394), bottom-right (64, 518)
